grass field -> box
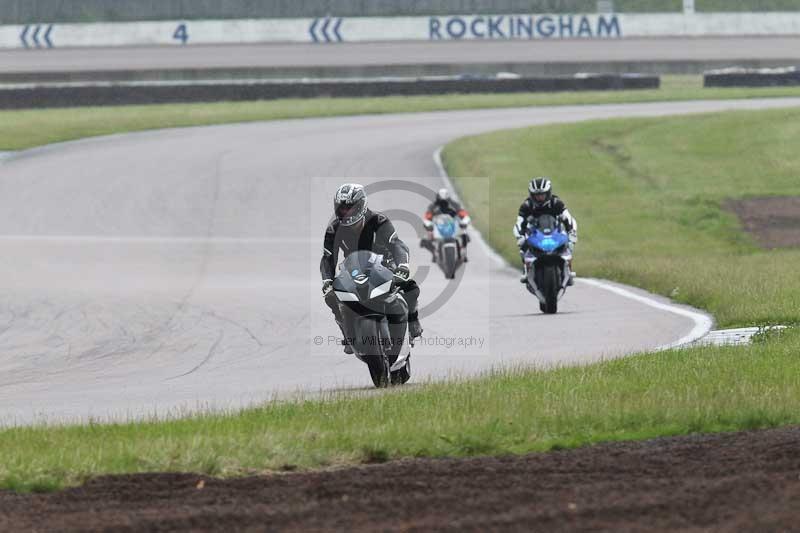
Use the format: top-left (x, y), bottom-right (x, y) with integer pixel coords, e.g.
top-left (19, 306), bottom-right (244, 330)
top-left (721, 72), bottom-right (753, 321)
top-left (2, 77), bottom-right (800, 151)
top-left (2, 97), bottom-right (800, 493)
top-left (444, 107), bottom-right (800, 327)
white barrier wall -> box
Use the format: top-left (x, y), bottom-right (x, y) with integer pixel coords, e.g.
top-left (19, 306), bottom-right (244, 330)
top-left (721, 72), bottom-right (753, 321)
top-left (2, 13), bottom-right (800, 49)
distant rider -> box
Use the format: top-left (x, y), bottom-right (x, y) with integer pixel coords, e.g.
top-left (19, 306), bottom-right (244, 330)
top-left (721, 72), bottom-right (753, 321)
top-left (321, 183), bottom-right (423, 354)
top-left (512, 177), bottom-right (578, 284)
top-left (420, 188), bottom-right (472, 262)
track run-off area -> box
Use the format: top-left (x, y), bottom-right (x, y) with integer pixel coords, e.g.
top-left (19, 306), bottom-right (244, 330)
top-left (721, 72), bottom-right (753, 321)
top-left (2, 38), bottom-right (800, 72)
top-left (2, 97), bottom-right (800, 425)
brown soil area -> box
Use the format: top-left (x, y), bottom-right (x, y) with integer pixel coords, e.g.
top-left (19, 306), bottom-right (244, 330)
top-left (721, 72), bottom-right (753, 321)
top-left (2, 427), bottom-right (800, 532)
top-left (726, 196), bottom-right (800, 249)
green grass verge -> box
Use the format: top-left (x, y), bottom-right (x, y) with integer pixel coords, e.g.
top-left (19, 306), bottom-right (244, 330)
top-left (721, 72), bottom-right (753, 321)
top-left (2, 77), bottom-right (800, 151)
top-left (2, 329), bottom-right (798, 492)
top-left (444, 107), bottom-right (800, 327)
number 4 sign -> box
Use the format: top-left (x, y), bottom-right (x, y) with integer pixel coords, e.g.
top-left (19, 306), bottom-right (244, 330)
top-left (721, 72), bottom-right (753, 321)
top-left (173, 23), bottom-right (189, 44)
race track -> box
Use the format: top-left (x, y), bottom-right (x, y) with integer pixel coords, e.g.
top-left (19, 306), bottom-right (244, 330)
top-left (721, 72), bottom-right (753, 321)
top-left (2, 97), bottom-right (799, 425)
top-left (2, 37), bottom-right (799, 73)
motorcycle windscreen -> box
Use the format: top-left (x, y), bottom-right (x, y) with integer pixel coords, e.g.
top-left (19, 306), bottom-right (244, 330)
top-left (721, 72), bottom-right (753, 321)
top-left (434, 214), bottom-right (457, 238)
top-left (333, 250), bottom-right (393, 301)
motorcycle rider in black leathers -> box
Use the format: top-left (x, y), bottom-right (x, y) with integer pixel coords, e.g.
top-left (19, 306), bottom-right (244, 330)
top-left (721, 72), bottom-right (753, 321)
top-left (512, 177), bottom-right (578, 284)
top-left (321, 183), bottom-right (423, 354)
top-left (420, 188), bottom-right (471, 262)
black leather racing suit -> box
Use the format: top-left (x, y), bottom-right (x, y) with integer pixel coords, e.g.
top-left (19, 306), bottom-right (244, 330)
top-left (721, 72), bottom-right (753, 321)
top-left (321, 209), bottom-right (421, 328)
top-left (513, 195), bottom-right (576, 238)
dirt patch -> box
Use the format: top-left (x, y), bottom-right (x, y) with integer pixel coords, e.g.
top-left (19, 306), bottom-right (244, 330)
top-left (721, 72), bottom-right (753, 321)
top-left (2, 427), bottom-right (800, 531)
top-left (726, 196), bottom-right (800, 249)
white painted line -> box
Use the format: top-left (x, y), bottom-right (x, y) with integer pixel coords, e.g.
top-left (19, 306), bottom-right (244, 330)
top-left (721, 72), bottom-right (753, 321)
top-left (433, 145), bottom-right (714, 350)
top-left (578, 278), bottom-right (714, 350)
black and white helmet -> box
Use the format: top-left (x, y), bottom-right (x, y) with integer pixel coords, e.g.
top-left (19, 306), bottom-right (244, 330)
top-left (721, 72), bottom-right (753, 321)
top-left (334, 183), bottom-right (368, 226)
top-left (528, 177), bottom-right (552, 207)
top-left (435, 187), bottom-right (450, 203)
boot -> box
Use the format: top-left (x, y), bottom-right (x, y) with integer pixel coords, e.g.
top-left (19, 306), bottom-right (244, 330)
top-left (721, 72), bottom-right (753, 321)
top-left (567, 260), bottom-right (575, 286)
top-left (336, 320), bottom-right (354, 354)
top-left (408, 311), bottom-right (423, 339)
top-left (520, 264), bottom-right (528, 283)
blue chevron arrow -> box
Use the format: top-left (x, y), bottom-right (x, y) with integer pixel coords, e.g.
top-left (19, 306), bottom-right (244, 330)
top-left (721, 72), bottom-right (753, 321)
top-left (31, 25), bottom-right (41, 47)
top-left (320, 17), bottom-right (332, 42)
top-left (20, 25), bottom-right (30, 48)
top-left (43, 24), bottom-right (53, 48)
top-left (309, 18), bottom-right (320, 43)
top-left (332, 18), bottom-right (343, 41)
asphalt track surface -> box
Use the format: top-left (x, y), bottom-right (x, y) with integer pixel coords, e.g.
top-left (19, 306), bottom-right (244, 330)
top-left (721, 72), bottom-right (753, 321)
top-left (2, 37), bottom-right (799, 72)
top-left (2, 97), bottom-right (800, 426)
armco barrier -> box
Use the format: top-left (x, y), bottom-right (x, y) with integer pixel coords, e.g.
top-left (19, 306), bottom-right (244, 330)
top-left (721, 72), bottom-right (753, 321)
top-left (704, 67), bottom-right (800, 87)
top-left (0, 74), bottom-right (659, 110)
top-left (1, 60), bottom-right (797, 85)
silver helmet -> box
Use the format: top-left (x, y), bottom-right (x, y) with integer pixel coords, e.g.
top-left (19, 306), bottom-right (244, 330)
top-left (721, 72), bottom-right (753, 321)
top-left (334, 183), bottom-right (368, 226)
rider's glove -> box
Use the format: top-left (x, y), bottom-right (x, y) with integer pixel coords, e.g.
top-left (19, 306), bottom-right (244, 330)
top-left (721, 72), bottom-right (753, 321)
top-left (393, 264), bottom-right (412, 284)
top-left (322, 279), bottom-right (333, 296)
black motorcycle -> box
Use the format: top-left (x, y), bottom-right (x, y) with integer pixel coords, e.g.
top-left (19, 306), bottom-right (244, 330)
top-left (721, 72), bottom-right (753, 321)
top-left (332, 250), bottom-right (412, 388)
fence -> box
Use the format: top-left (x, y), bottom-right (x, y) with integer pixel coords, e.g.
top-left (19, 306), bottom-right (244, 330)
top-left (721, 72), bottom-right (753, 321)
top-left (0, 1), bottom-right (685, 24)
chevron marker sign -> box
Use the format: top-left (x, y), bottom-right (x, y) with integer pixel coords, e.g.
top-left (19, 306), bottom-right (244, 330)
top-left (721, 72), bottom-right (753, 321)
top-left (20, 24), bottom-right (54, 48)
top-left (309, 17), bottom-right (344, 43)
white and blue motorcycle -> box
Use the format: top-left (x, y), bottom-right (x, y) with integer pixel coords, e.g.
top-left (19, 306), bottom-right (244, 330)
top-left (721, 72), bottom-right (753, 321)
top-left (522, 214), bottom-right (572, 314)
top-left (430, 214), bottom-right (465, 279)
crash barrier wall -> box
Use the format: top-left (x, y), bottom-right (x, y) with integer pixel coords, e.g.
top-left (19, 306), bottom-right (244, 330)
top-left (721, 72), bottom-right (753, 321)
top-left (704, 68), bottom-right (800, 87)
top-left (0, 1), bottom-right (681, 24)
top-left (4, 12), bottom-right (800, 49)
top-left (0, 74), bottom-right (659, 110)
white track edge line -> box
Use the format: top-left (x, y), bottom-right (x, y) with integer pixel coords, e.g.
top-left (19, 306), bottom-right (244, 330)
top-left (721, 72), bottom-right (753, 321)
top-left (578, 278), bottom-right (714, 350)
top-left (433, 145), bottom-right (714, 350)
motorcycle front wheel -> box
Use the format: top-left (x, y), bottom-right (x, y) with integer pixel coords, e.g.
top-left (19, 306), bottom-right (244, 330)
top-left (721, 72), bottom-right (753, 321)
top-left (352, 317), bottom-right (390, 388)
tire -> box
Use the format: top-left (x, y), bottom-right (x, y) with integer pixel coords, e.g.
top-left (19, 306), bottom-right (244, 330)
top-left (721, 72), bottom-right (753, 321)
top-left (390, 354), bottom-right (411, 385)
top-left (353, 318), bottom-right (390, 388)
top-left (541, 264), bottom-right (560, 314)
top-left (367, 354), bottom-right (390, 388)
top-left (443, 245), bottom-right (457, 279)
